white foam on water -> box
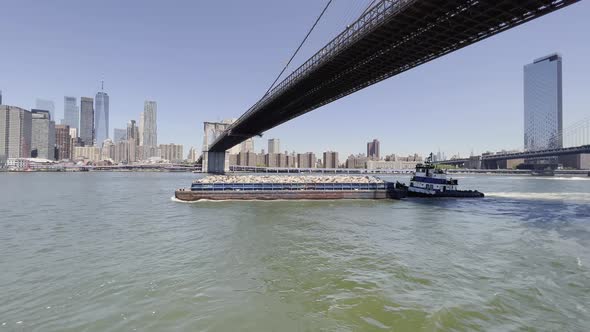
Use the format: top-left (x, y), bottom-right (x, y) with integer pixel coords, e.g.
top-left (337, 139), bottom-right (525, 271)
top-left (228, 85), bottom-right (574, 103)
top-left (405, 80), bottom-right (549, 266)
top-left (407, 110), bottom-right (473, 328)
top-left (486, 192), bottom-right (590, 202)
top-left (578, 257), bottom-right (583, 267)
top-left (171, 196), bottom-right (255, 203)
top-left (538, 176), bottom-right (590, 181)
top-left (171, 196), bottom-right (199, 203)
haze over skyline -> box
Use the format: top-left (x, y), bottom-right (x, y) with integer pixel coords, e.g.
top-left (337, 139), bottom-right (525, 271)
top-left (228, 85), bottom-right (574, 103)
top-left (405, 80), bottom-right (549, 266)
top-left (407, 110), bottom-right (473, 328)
top-left (1, 0), bottom-right (589, 158)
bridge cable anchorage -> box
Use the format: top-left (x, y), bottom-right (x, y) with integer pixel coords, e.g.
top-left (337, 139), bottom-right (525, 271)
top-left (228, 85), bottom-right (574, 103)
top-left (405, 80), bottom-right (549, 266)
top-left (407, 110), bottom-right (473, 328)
top-left (262, 0), bottom-right (333, 97)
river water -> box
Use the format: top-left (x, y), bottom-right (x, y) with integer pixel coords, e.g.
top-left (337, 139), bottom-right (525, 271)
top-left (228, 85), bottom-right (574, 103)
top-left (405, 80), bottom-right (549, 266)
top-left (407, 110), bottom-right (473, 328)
top-left (1, 172), bottom-right (589, 331)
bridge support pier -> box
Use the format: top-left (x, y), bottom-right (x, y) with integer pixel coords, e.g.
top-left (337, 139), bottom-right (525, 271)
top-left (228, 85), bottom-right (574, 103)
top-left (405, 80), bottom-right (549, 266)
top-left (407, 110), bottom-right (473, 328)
top-left (203, 151), bottom-right (229, 174)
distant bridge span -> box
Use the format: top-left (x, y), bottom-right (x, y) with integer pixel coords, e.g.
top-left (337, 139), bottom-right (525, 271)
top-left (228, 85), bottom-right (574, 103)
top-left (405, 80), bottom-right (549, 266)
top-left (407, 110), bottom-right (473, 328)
top-left (436, 145), bottom-right (590, 167)
top-left (206, 0), bottom-right (579, 172)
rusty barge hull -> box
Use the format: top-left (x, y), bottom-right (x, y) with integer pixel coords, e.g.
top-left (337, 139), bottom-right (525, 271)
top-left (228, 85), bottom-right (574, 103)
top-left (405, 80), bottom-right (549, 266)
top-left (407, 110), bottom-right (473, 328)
top-left (175, 189), bottom-right (398, 201)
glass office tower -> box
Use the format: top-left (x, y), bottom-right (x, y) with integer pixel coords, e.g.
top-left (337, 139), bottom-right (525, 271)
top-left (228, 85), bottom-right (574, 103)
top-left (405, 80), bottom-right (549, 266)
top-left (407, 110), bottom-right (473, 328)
top-left (63, 96), bottom-right (79, 132)
top-left (523, 53), bottom-right (563, 151)
top-left (95, 90), bottom-right (109, 147)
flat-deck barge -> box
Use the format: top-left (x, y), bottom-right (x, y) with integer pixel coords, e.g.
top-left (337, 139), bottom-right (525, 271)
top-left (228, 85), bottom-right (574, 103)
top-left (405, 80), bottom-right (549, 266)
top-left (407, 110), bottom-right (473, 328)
top-left (175, 175), bottom-right (406, 201)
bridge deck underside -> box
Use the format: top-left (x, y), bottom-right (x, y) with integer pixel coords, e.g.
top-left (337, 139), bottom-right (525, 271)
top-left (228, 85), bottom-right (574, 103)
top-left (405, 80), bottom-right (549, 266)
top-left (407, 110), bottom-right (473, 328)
top-left (209, 0), bottom-right (578, 152)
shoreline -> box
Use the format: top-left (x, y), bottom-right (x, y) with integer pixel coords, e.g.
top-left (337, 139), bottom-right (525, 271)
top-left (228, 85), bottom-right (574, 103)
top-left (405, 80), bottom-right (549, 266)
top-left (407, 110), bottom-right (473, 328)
top-left (1, 168), bottom-right (588, 176)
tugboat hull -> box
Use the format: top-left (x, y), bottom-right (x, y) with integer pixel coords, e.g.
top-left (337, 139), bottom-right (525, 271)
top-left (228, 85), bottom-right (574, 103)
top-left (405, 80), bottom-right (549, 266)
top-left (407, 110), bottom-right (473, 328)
top-left (406, 190), bottom-right (484, 198)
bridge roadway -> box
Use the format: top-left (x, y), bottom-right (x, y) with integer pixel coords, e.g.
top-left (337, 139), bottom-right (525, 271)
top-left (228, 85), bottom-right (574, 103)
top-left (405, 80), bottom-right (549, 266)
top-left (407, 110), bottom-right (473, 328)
top-left (437, 145), bottom-right (590, 166)
top-left (207, 0), bottom-right (579, 160)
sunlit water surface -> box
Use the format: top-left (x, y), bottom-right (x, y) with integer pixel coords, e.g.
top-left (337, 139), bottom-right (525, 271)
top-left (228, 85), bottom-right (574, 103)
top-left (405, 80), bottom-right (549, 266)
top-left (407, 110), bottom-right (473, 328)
top-left (1, 172), bottom-right (589, 331)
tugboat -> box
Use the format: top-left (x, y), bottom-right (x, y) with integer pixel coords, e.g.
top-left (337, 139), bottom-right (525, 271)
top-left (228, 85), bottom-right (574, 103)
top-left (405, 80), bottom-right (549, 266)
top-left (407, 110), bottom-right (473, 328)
top-left (400, 153), bottom-right (484, 198)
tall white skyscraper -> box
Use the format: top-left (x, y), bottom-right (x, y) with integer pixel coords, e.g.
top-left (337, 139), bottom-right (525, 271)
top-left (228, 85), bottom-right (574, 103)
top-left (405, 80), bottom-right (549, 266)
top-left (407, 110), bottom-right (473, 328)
top-left (241, 138), bottom-right (254, 153)
top-left (95, 82), bottom-right (110, 147)
top-left (268, 138), bottom-right (280, 154)
top-left (140, 100), bottom-right (158, 158)
top-left (524, 54), bottom-right (563, 151)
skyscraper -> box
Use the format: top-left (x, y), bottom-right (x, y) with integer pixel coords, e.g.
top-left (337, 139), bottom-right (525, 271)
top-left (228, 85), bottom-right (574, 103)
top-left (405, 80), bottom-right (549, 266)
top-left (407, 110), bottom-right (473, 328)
top-left (0, 105), bottom-right (32, 158)
top-left (367, 139), bottom-right (380, 160)
top-left (95, 82), bottom-right (110, 147)
top-left (0, 90), bottom-right (3, 105)
top-left (126, 120), bottom-right (140, 162)
top-left (268, 138), bottom-right (280, 154)
top-left (126, 120), bottom-right (139, 146)
top-left (524, 53), bottom-right (563, 151)
top-left (113, 128), bottom-right (127, 143)
top-left (323, 151), bottom-right (339, 168)
top-left (159, 143), bottom-right (184, 162)
top-left (31, 109), bottom-right (55, 160)
top-left (241, 138), bottom-right (255, 153)
top-left (55, 124), bottom-right (71, 160)
top-left (79, 97), bottom-right (94, 146)
top-left (140, 101), bottom-right (157, 158)
top-left (297, 152), bottom-right (317, 168)
top-left (63, 96), bottom-right (79, 133)
top-left (187, 147), bottom-right (198, 162)
top-left (35, 99), bottom-right (55, 121)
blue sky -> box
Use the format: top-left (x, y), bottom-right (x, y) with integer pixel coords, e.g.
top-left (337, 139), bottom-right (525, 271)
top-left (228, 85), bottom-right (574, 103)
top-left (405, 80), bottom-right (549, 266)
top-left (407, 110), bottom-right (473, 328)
top-left (1, 0), bottom-right (589, 158)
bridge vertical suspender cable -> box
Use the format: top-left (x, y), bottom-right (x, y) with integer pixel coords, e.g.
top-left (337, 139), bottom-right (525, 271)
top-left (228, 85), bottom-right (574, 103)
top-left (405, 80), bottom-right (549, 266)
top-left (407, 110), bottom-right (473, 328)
top-left (263, 0), bottom-right (333, 97)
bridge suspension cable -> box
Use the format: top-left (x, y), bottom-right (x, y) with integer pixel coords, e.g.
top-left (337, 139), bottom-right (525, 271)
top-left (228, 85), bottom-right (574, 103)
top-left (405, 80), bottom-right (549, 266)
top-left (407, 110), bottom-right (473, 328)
top-left (263, 0), bottom-right (333, 97)
top-left (562, 116), bottom-right (590, 147)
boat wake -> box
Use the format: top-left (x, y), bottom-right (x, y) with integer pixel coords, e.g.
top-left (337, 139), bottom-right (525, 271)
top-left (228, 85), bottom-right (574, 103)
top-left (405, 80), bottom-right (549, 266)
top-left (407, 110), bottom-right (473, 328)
top-left (540, 176), bottom-right (590, 181)
top-left (170, 196), bottom-right (201, 203)
top-left (486, 192), bottom-right (590, 202)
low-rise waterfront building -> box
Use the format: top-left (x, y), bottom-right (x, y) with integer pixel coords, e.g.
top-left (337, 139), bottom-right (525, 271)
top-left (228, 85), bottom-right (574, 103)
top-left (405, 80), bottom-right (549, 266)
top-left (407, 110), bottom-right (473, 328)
top-left (367, 154), bottom-right (423, 170)
top-left (559, 153), bottom-right (590, 169)
top-left (345, 154), bottom-right (368, 168)
top-left (6, 157), bottom-right (29, 169)
top-left (6, 157), bottom-right (57, 170)
top-left (73, 146), bottom-right (101, 161)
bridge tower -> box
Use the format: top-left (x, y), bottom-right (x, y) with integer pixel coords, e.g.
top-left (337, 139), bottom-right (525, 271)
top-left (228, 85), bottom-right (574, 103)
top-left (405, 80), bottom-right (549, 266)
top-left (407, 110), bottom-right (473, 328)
top-left (202, 121), bottom-right (231, 173)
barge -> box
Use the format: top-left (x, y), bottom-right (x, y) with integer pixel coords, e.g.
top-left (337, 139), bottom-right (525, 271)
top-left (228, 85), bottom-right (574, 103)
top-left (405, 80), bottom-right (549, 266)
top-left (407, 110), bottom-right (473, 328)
top-left (175, 175), bottom-right (406, 201)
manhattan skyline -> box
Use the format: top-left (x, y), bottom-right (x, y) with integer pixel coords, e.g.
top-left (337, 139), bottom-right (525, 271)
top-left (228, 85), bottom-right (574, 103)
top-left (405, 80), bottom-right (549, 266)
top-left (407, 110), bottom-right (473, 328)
top-left (1, 0), bottom-right (589, 158)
